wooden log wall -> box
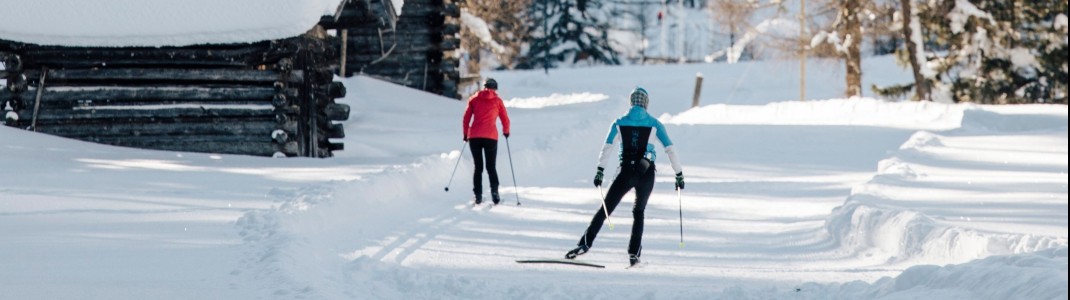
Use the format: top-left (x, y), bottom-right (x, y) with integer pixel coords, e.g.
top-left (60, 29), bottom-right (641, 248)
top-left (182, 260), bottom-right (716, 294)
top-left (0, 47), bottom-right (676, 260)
top-left (0, 36), bottom-right (349, 158)
top-left (321, 0), bottom-right (461, 99)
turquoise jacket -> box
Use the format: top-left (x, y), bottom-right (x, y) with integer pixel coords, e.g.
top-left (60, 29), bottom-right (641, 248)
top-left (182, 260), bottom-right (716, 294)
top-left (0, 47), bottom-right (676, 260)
top-left (598, 106), bottom-right (682, 174)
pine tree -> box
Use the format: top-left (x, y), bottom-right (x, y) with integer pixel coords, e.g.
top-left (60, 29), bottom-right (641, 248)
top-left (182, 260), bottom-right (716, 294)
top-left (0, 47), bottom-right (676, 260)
top-left (878, 0), bottom-right (1067, 103)
top-left (519, 0), bottom-right (621, 69)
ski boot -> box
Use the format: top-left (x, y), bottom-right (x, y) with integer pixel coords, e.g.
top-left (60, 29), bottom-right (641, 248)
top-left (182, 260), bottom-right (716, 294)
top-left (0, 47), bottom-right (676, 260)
top-left (473, 194), bottom-right (482, 205)
top-left (565, 245), bottom-right (589, 259)
top-left (628, 254), bottom-right (641, 267)
top-left (491, 191), bottom-right (501, 205)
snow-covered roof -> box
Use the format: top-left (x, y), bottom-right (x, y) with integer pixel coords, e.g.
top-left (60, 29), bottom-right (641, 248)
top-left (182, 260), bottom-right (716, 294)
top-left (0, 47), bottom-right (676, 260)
top-left (0, 0), bottom-right (344, 47)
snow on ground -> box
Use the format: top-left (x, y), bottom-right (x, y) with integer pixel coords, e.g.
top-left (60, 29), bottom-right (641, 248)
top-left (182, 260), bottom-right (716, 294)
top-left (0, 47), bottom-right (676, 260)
top-left (1, 56), bottom-right (1066, 299)
top-left (0, 0), bottom-right (343, 47)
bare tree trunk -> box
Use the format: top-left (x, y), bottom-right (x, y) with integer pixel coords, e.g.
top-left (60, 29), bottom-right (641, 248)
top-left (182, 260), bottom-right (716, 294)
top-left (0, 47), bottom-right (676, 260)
top-left (900, 0), bottom-right (931, 101)
top-left (844, 0), bottom-right (862, 98)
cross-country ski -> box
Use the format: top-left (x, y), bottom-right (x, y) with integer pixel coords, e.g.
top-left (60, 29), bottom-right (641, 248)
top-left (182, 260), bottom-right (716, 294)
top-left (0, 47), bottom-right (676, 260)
top-left (515, 258), bottom-right (606, 269)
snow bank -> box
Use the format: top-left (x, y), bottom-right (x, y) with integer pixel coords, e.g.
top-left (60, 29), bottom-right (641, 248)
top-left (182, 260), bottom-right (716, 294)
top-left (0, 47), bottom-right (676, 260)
top-left (0, 0), bottom-right (343, 47)
top-left (824, 123), bottom-right (1068, 266)
top-left (859, 247), bottom-right (1067, 300)
top-left (778, 247), bottom-right (1069, 300)
top-left (502, 92), bottom-right (609, 109)
top-left (959, 105), bottom-right (1070, 132)
top-left (663, 98), bottom-right (965, 130)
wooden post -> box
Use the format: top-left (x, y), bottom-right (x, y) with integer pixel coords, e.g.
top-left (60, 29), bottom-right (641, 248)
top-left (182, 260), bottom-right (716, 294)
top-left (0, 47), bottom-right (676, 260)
top-left (691, 73), bottom-right (703, 108)
top-left (30, 67), bottom-right (47, 132)
top-left (340, 29), bottom-right (348, 76)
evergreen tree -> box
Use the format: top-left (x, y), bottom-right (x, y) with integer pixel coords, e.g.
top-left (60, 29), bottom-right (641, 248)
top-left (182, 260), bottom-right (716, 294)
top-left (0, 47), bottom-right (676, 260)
top-left (878, 0), bottom-right (1068, 103)
top-left (519, 0), bottom-right (621, 69)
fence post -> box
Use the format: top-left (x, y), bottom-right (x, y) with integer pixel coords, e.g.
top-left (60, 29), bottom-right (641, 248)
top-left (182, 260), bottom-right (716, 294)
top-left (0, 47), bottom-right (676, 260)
top-left (340, 29), bottom-right (348, 76)
top-left (691, 72), bottom-right (703, 108)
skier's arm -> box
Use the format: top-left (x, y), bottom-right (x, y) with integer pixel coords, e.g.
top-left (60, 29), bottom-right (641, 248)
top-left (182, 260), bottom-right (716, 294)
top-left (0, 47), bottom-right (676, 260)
top-left (654, 120), bottom-right (682, 174)
top-left (462, 99), bottom-right (474, 139)
top-left (596, 123), bottom-right (619, 170)
top-left (498, 98), bottom-right (510, 136)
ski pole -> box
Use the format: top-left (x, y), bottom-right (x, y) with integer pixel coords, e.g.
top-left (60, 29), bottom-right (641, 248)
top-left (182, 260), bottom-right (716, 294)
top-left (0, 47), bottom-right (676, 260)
top-left (444, 141), bottom-right (468, 192)
top-left (677, 188), bottom-right (684, 247)
top-left (504, 137), bottom-right (521, 206)
top-left (597, 185), bottom-right (614, 230)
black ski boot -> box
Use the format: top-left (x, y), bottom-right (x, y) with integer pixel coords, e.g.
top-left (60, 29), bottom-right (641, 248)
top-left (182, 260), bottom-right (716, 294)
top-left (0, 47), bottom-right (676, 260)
top-left (565, 245), bottom-right (589, 259)
top-left (473, 194), bottom-right (483, 205)
top-left (491, 191), bottom-right (501, 205)
top-left (629, 254), bottom-right (641, 267)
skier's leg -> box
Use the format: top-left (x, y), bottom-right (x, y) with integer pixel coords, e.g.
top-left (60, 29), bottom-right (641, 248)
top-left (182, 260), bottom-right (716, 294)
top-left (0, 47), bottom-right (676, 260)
top-left (577, 170), bottom-right (635, 248)
top-left (628, 168), bottom-right (656, 257)
top-left (469, 140), bottom-right (485, 198)
top-left (486, 139), bottom-right (500, 201)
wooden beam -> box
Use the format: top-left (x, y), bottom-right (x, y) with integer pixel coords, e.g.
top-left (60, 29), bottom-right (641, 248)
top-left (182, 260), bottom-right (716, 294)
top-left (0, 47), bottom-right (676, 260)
top-left (36, 120), bottom-right (297, 138)
top-left (14, 87), bottom-right (295, 108)
top-left (18, 106), bottom-right (278, 121)
top-left (326, 122), bottom-right (345, 139)
top-left (23, 69), bottom-right (304, 84)
top-left (324, 103), bottom-right (350, 121)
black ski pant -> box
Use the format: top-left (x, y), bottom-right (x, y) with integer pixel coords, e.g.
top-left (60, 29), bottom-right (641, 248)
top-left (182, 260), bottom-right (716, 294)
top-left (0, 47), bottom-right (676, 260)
top-left (576, 164), bottom-right (655, 256)
top-left (469, 138), bottom-right (500, 196)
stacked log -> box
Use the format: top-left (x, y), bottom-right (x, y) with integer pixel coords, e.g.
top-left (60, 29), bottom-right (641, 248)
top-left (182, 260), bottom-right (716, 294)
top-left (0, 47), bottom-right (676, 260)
top-left (322, 0), bottom-right (461, 99)
top-left (0, 36), bottom-right (349, 158)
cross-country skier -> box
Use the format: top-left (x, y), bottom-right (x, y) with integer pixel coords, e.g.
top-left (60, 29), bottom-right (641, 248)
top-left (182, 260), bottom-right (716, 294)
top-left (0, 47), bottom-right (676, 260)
top-left (462, 78), bottom-right (511, 205)
top-left (565, 87), bottom-right (684, 267)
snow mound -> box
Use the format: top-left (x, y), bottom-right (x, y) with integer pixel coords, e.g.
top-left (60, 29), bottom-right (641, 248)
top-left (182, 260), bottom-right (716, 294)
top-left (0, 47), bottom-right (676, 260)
top-left (825, 128), bottom-right (1068, 266)
top-left (859, 247), bottom-right (1068, 300)
top-left (898, 131), bottom-right (944, 149)
top-left (502, 93), bottom-right (609, 109)
top-left (825, 196), bottom-right (1063, 265)
top-left (876, 158), bottom-right (919, 180)
top-left (959, 106), bottom-right (1069, 132)
top-left (780, 247), bottom-right (1069, 300)
top-left (663, 98), bottom-right (964, 130)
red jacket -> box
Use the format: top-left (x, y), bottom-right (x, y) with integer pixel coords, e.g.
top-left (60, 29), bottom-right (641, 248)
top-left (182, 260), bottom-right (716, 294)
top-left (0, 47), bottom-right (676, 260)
top-left (463, 89), bottom-right (510, 140)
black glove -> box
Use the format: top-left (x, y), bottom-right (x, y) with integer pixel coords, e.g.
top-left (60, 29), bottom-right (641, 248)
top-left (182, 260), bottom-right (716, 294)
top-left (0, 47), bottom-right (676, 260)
top-left (504, 132), bottom-right (510, 138)
top-left (675, 172), bottom-right (685, 190)
top-left (463, 135), bottom-right (468, 142)
top-left (593, 167), bottom-right (604, 187)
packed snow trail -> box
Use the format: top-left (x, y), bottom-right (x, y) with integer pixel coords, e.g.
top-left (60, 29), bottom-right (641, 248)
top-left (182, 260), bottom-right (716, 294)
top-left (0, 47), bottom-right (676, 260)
top-left (235, 75), bottom-right (1066, 299)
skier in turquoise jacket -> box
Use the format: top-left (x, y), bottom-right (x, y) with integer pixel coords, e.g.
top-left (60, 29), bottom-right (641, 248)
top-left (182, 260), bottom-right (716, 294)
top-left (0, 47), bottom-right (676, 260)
top-left (566, 87), bottom-right (685, 267)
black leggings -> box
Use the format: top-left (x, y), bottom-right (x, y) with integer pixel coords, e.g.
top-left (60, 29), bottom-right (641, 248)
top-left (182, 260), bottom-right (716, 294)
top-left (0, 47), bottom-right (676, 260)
top-left (469, 138), bottom-right (499, 195)
top-left (576, 164), bottom-right (655, 256)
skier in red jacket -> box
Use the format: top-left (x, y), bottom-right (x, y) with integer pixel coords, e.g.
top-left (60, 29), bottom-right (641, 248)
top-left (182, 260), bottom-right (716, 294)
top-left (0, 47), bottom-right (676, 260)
top-left (462, 78), bottom-right (511, 205)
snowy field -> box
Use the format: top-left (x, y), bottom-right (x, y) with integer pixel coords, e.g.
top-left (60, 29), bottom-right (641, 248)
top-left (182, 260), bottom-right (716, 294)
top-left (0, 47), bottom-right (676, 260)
top-left (1, 56), bottom-right (1066, 299)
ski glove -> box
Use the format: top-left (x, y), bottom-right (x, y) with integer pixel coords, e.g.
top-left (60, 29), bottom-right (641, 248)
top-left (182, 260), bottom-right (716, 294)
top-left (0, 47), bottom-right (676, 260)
top-left (593, 167), bottom-right (605, 187)
top-left (463, 135), bottom-right (468, 142)
top-left (675, 172), bottom-right (685, 190)
top-left (504, 133), bottom-right (510, 138)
